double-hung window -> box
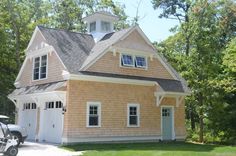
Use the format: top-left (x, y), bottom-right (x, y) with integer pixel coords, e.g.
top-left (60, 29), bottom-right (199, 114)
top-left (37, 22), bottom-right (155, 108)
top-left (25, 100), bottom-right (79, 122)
top-left (87, 102), bottom-right (101, 127)
top-left (121, 54), bottom-right (134, 67)
top-left (127, 104), bottom-right (140, 127)
top-left (33, 55), bottom-right (47, 80)
top-left (135, 56), bottom-right (147, 68)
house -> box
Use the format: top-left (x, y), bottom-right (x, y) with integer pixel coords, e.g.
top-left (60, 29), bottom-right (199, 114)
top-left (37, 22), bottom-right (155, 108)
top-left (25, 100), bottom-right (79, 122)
top-left (8, 11), bottom-right (190, 144)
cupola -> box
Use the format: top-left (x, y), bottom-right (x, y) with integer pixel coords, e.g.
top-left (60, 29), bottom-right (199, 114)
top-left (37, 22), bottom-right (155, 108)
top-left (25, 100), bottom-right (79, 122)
top-left (82, 11), bottom-right (119, 42)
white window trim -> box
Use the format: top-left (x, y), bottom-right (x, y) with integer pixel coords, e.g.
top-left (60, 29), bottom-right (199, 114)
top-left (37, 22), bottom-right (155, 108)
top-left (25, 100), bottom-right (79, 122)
top-left (135, 55), bottom-right (148, 69)
top-left (120, 54), bottom-right (135, 67)
top-left (127, 103), bottom-right (140, 127)
top-left (120, 53), bottom-right (148, 70)
top-left (86, 102), bottom-right (101, 128)
top-left (32, 54), bottom-right (48, 81)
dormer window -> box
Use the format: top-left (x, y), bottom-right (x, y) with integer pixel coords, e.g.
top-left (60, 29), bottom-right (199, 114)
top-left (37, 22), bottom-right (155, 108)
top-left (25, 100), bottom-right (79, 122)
top-left (135, 56), bottom-right (147, 68)
top-left (101, 21), bottom-right (111, 32)
top-left (33, 55), bottom-right (47, 80)
top-left (121, 53), bottom-right (147, 69)
top-left (89, 22), bottom-right (96, 32)
top-left (121, 54), bottom-right (134, 67)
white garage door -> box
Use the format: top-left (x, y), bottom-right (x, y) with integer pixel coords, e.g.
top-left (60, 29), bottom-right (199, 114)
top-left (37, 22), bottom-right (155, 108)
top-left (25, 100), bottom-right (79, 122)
top-left (42, 101), bottom-right (63, 143)
top-left (19, 103), bottom-right (37, 140)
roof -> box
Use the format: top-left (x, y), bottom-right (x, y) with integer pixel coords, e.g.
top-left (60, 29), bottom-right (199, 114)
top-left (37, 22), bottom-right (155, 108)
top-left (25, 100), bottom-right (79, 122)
top-left (33, 26), bottom-right (189, 93)
top-left (38, 26), bottom-right (95, 74)
top-left (82, 11), bottom-right (119, 22)
top-left (78, 71), bottom-right (185, 93)
top-left (80, 27), bottom-right (133, 70)
top-left (9, 81), bottom-right (66, 97)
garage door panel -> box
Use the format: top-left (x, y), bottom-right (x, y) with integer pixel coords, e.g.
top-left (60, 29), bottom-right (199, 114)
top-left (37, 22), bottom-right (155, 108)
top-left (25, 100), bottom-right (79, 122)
top-left (41, 101), bottom-right (63, 143)
top-left (19, 103), bottom-right (37, 140)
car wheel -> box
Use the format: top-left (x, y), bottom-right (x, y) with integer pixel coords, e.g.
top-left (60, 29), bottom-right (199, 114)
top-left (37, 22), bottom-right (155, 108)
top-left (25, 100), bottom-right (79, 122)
top-left (11, 133), bottom-right (21, 146)
top-left (5, 146), bottom-right (18, 156)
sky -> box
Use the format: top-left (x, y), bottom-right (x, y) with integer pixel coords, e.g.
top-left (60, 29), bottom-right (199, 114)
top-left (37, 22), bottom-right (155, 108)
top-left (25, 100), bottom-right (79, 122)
top-left (114, 0), bottom-right (180, 42)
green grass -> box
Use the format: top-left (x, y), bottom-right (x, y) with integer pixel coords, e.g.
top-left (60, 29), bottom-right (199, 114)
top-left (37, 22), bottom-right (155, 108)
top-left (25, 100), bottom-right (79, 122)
top-left (62, 142), bottom-right (236, 156)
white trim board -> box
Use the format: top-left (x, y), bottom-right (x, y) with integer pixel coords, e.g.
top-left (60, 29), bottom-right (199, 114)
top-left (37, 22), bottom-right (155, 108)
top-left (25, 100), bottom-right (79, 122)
top-left (65, 73), bottom-right (157, 86)
top-left (62, 135), bottom-right (162, 144)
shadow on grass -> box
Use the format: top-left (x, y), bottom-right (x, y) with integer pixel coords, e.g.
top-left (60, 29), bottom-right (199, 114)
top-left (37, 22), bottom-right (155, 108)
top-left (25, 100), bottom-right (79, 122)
top-left (62, 142), bottom-right (222, 152)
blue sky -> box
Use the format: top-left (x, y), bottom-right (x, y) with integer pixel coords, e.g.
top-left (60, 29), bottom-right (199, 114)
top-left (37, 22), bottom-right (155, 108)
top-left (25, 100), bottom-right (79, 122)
top-left (114, 0), bottom-right (179, 42)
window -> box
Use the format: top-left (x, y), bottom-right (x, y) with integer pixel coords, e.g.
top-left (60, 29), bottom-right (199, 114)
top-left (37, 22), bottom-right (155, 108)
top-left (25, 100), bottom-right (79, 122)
top-left (87, 102), bottom-right (101, 127)
top-left (33, 57), bottom-right (40, 80)
top-left (45, 102), bottom-right (54, 109)
top-left (23, 103), bottom-right (36, 110)
top-left (121, 54), bottom-right (134, 67)
top-left (121, 54), bottom-right (147, 69)
top-left (127, 104), bottom-right (140, 127)
top-left (135, 56), bottom-right (147, 68)
top-left (40, 55), bottom-right (47, 79)
top-left (33, 55), bottom-right (47, 80)
top-left (31, 103), bottom-right (37, 109)
top-left (56, 101), bottom-right (62, 108)
top-left (89, 22), bottom-right (96, 32)
top-left (101, 21), bottom-right (111, 31)
top-left (162, 108), bottom-right (170, 117)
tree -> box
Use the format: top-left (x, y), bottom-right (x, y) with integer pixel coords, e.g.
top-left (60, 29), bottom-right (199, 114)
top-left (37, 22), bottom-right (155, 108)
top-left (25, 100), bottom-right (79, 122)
top-left (152, 0), bottom-right (193, 56)
top-left (154, 0), bottom-right (236, 143)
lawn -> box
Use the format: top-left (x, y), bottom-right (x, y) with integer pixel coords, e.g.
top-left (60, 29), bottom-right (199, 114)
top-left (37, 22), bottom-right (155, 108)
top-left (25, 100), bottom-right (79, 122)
top-left (62, 142), bottom-right (236, 156)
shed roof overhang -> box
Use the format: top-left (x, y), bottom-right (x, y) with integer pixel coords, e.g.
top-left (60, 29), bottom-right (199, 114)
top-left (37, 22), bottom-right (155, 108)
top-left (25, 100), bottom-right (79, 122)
top-left (8, 81), bottom-right (67, 108)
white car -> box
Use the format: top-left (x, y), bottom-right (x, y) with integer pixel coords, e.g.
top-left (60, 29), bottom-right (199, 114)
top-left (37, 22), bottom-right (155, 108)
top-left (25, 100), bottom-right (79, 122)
top-left (0, 115), bottom-right (27, 146)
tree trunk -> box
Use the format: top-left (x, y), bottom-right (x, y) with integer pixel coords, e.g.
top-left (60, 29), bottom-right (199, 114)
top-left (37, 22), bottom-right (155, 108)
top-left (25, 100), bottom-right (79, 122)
top-left (198, 93), bottom-right (204, 143)
top-left (199, 115), bottom-right (204, 142)
top-left (15, 28), bottom-right (21, 70)
top-left (190, 105), bottom-right (196, 130)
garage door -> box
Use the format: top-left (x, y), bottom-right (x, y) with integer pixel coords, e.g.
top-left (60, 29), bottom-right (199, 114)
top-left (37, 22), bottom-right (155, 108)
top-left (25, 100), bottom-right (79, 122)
top-left (19, 103), bottom-right (37, 140)
top-left (42, 101), bottom-right (63, 143)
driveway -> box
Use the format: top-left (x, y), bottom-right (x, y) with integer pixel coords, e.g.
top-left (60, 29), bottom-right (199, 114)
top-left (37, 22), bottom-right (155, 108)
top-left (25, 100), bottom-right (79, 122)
top-left (0, 142), bottom-right (82, 156)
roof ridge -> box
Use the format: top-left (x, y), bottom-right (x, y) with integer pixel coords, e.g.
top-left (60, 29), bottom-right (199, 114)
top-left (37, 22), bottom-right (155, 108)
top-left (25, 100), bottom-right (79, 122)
top-left (37, 25), bottom-right (93, 36)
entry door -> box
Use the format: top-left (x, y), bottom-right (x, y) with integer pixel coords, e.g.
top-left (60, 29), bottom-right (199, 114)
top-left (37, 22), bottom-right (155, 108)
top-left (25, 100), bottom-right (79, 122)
top-left (162, 107), bottom-right (173, 140)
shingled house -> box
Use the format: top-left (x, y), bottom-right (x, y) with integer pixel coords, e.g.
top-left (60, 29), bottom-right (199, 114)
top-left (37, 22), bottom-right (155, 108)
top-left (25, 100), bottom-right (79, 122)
top-left (8, 11), bottom-right (190, 144)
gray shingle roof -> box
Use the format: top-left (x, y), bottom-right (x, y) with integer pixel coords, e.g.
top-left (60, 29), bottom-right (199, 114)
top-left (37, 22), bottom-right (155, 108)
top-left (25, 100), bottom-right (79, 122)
top-left (9, 81), bottom-right (66, 97)
top-left (38, 26), bottom-right (95, 74)
top-left (37, 26), bottom-right (190, 93)
top-left (80, 27), bottom-right (133, 70)
top-left (78, 71), bottom-right (185, 93)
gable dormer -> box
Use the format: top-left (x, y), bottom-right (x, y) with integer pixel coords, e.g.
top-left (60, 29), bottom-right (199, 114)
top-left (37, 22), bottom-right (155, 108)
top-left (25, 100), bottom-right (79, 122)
top-left (82, 11), bottom-right (119, 42)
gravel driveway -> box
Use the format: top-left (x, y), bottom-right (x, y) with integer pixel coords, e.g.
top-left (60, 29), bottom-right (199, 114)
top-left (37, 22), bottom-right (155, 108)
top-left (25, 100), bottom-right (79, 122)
top-left (0, 142), bottom-right (82, 156)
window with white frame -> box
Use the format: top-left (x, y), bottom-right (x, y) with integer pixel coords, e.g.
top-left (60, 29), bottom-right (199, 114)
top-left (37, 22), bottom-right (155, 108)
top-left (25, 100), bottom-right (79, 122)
top-left (135, 56), bottom-right (147, 68)
top-left (55, 101), bottom-right (62, 108)
top-left (31, 103), bottom-right (37, 109)
top-left (87, 102), bottom-right (101, 127)
top-left (45, 102), bottom-right (54, 109)
top-left (121, 54), bottom-right (134, 67)
top-left (121, 54), bottom-right (147, 69)
top-left (33, 55), bottom-right (47, 80)
top-left (89, 22), bottom-right (96, 32)
top-left (23, 103), bottom-right (36, 110)
top-left (101, 21), bottom-right (111, 32)
top-left (127, 104), bottom-right (140, 127)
